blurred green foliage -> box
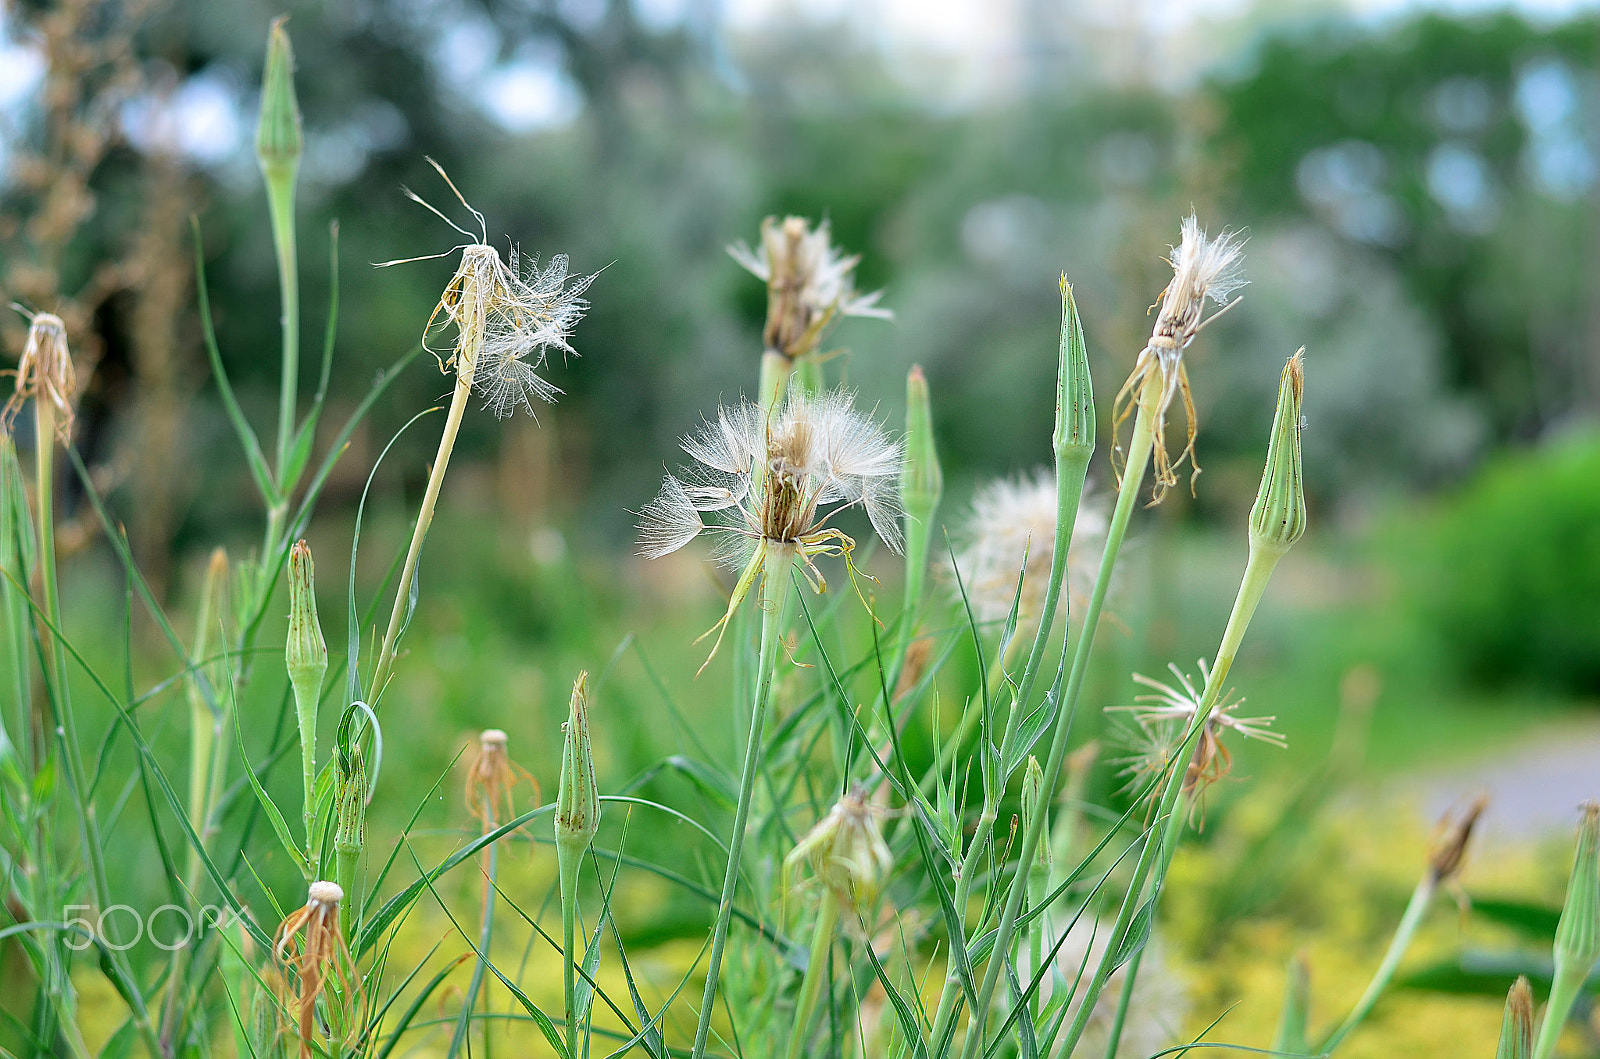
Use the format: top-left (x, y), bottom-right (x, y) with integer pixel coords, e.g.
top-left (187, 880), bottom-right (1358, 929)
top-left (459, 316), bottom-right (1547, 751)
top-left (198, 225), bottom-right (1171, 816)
top-left (1398, 429), bottom-right (1600, 694)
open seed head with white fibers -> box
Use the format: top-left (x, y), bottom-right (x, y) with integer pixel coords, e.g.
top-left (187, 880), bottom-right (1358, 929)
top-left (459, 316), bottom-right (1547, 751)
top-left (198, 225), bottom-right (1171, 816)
top-left (637, 388), bottom-right (903, 663)
top-left (378, 159), bottom-right (595, 418)
top-left (951, 470), bottom-right (1108, 629)
top-left (1112, 212), bottom-right (1247, 501)
top-left (1107, 658), bottom-right (1284, 811)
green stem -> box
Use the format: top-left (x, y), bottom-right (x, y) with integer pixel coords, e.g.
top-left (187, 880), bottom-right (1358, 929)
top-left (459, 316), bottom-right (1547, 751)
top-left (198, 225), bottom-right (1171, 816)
top-left (928, 977), bottom-right (962, 1055)
top-left (1319, 875), bottom-right (1437, 1054)
top-left (782, 891), bottom-right (839, 1059)
top-left (1532, 957), bottom-right (1590, 1059)
top-left (690, 553), bottom-right (795, 1059)
top-left (958, 377), bottom-right (1158, 1059)
top-left (560, 838), bottom-right (581, 1059)
top-left (369, 367), bottom-right (474, 703)
top-left (265, 168), bottom-right (299, 479)
top-left (454, 806), bottom-right (501, 1059)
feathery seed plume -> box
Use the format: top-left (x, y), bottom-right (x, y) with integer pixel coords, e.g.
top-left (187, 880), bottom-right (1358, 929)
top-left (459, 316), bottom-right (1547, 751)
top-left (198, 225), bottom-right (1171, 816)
top-left (637, 388), bottom-right (902, 665)
top-left (1112, 213), bottom-right (1246, 502)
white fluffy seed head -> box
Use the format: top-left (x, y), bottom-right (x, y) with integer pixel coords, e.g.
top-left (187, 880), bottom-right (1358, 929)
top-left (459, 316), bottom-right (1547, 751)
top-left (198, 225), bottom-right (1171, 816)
top-left (307, 880), bottom-right (343, 906)
top-left (637, 389), bottom-right (904, 566)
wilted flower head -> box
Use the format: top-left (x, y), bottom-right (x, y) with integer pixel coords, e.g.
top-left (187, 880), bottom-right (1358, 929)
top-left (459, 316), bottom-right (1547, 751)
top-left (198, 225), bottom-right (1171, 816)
top-left (784, 786), bottom-right (894, 925)
top-left (1112, 213), bottom-right (1246, 502)
top-left (380, 159), bottom-right (594, 418)
top-left (464, 728), bottom-right (537, 829)
top-left (4, 310), bottom-right (77, 441)
top-left (638, 389), bottom-right (903, 664)
top-left (952, 471), bottom-right (1107, 629)
top-left (729, 215), bottom-right (891, 360)
top-left (1108, 659), bottom-right (1282, 816)
top-left (273, 881), bottom-right (361, 1059)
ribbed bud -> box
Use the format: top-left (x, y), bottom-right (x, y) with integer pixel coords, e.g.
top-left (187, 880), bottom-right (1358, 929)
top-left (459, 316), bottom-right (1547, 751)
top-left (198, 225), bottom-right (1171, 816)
top-left (1495, 976), bottom-right (1533, 1059)
top-left (1021, 756), bottom-right (1051, 880)
top-left (1248, 350), bottom-right (1307, 554)
top-left (1053, 277), bottom-right (1095, 464)
top-left (900, 365), bottom-right (943, 532)
top-left (334, 746), bottom-right (367, 856)
top-left (1554, 803), bottom-right (1600, 969)
top-left (556, 672), bottom-right (600, 853)
top-left (255, 18), bottom-right (303, 179)
top-left (286, 540), bottom-right (327, 705)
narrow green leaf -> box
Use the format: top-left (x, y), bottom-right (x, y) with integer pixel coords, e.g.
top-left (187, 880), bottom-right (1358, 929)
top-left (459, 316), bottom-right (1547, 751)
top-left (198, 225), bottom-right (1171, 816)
top-left (232, 710), bottom-right (311, 877)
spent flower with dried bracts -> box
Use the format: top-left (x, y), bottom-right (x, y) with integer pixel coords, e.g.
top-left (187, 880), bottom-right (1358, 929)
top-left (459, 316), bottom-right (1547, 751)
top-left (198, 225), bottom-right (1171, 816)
top-left (273, 881), bottom-right (362, 1059)
top-left (379, 159), bottom-right (595, 417)
top-left (784, 786), bottom-right (895, 929)
top-left (637, 388), bottom-right (903, 664)
top-left (464, 728), bottom-right (538, 830)
top-left (729, 215), bottom-right (892, 361)
top-left (951, 470), bottom-right (1107, 629)
top-left (1109, 659), bottom-right (1283, 811)
top-left (3, 310), bottom-right (77, 441)
top-left (1112, 213), bottom-right (1246, 501)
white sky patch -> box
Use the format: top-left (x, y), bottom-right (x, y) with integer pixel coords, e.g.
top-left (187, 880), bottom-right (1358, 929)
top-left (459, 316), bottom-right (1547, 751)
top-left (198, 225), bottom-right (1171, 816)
top-left (120, 67), bottom-right (244, 166)
top-left (482, 57), bottom-right (583, 132)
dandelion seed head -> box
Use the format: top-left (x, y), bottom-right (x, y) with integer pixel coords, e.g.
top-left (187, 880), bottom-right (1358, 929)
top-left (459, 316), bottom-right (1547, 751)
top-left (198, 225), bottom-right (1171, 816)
top-left (729, 215), bottom-right (892, 359)
top-left (4, 309), bottom-right (77, 441)
top-left (1112, 213), bottom-right (1247, 502)
top-left (951, 470), bottom-right (1107, 628)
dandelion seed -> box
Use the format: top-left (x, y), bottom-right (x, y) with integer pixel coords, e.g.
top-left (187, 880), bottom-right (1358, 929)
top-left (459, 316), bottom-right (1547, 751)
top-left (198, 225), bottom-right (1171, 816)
top-left (4, 309), bottom-right (77, 441)
top-left (729, 215), bottom-right (891, 361)
top-left (378, 159), bottom-right (594, 417)
top-left (637, 388), bottom-right (902, 666)
top-left (1107, 659), bottom-right (1283, 817)
top-left (951, 470), bottom-right (1108, 629)
top-left (1112, 213), bottom-right (1246, 502)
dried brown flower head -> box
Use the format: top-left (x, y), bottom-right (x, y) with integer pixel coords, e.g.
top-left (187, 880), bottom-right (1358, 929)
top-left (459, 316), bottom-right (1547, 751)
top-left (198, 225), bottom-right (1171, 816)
top-left (464, 727), bottom-right (538, 830)
top-left (273, 881), bottom-right (362, 1059)
top-left (4, 310), bottom-right (77, 441)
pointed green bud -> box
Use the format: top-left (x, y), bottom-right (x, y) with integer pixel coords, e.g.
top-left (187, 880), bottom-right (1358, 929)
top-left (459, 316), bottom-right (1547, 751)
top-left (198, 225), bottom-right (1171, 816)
top-left (1021, 756), bottom-right (1051, 880)
top-left (256, 18), bottom-right (303, 180)
top-left (901, 364), bottom-right (943, 530)
top-left (1053, 277), bottom-right (1095, 465)
top-left (1495, 976), bottom-right (1533, 1059)
top-left (556, 672), bottom-right (600, 854)
top-left (1554, 802), bottom-right (1600, 970)
top-left (333, 745), bottom-right (367, 857)
top-left (286, 540), bottom-right (327, 705)
top-left (1249, 350), bottom-right (1306, 555)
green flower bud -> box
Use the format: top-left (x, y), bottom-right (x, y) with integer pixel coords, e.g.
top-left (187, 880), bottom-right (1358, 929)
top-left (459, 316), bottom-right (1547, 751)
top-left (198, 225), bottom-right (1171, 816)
top-left (256, 17), bottom-right (303, 179)
top-left (1248, 350), bottom-right (1307, 555)
top-left (556, 672), bottom-right (600, 854)
top-left (900, 364), bottom-right (943, 533)
top-left (1495, 976), bottom-right (1533, 1059)
top-left (286, 540), bottom-right (327, 706)
top-left (1021, 755), bottom-right (1051, 880)
top-left (1053, 277), bottom-right (1095, 465)
top-left (334, 745), bottom-right (367, 858)
top-left (1555, 802), bottom-right (1600, 970)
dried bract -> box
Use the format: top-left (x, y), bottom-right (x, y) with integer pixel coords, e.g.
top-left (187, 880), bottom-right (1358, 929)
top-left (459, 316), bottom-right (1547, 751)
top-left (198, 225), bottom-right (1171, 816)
top-left (273, 881), bottom-right (362, 1059)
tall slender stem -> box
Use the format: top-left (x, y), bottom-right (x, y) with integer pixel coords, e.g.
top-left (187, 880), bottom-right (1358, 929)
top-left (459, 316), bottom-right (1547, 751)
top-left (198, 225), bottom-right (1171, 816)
top-left (690, 553), bottom-right (795, 1059)
top-left (959, 374), bottom-right (1159, 1059)
top-left (266, 173), bottom-right (299, 479)
top-left (1319, 876), bottom-right (1436, 1055)
top-left (782, 891), bottom-right (839, 1059)
top-left (369, 369), bottom-right (473, 702)
top-left (560, 836), bottom-right (581, 1059)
